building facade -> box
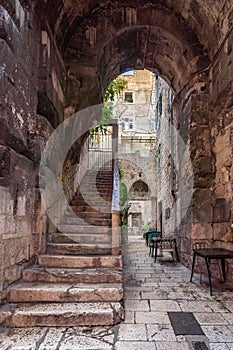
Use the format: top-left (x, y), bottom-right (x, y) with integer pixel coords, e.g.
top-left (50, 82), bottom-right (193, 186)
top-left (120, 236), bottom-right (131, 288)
top-left (112, 70), bottom-right (157, 234)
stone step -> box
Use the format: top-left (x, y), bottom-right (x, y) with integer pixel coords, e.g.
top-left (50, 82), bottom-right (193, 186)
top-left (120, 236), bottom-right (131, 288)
top-left (9, 282), bottom-right (123, 303)
top-left (22, 267), bottom-right (123, 284)
top-left (71, 199), bottom-right (111, 206)
top-left (67, 217), bottom-right (111, 226)
top-left (68, 205), bottom-right (111, 213)
top-left (1, 302), bottom-right (123, 327)
top-left (57, 224), bottom-right (111, 233)
top-left (74, 212), bottom-right (111, 219)
top-left (79, 218), bottom-right (111, 226)
top-left (77, 189), bottom-right (112, 194)
top-left (78, 182), bottom-right (113, 187)
top-left (46, 243), bottom-right (112, 255)
top-left (49, 232), bottom-right (111, 244)
top-left (72, 196), bottom-right (112, 202)
top-left (81, 185), bottom-right (112, 190)
top-left (38, 255), bottom-right (122, 269)
top-left (86, 174), bottom-right (113, 183)
top-left (74, 190), bottom-right (112, 195)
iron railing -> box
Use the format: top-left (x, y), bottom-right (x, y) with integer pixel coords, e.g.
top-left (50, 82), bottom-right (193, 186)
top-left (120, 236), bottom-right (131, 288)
top-left (88, 127), bottom-right (113, 171)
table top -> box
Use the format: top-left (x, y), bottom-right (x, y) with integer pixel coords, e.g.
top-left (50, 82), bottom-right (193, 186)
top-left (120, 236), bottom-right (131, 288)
top-left (193, 248), bottom-right (233, 259)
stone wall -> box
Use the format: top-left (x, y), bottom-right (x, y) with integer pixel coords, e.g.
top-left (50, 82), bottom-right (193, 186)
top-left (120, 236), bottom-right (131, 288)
top-left (173, 31), bottom-right (233, 280)
top-left (119, 149), bottom-right (157, 231)
top-left (0, 1), bottom-right (66, 302)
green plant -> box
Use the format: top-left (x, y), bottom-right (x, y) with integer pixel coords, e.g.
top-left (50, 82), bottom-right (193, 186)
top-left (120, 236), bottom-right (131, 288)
top-left (90, 106), bottom-right (113, 144)
top-left (104, 77), bottom-right (128, 103)
top-left (138, 221), bottom-right (152, 235)
top-left (90, 77), bottom-right (128, 141)
top-left (120, 183), bottom-right (128, 206)
top-left (118, 167), bottom-right (124, 180)
top-left (120, 204), bottom-right (132, 226)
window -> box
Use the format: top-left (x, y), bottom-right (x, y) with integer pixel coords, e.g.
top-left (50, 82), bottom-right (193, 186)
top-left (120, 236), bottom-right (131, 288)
top-left (129, 180), bottom-right (149, 199)
top-left (132, 213), bottom-right (142, 227)
top-left (150, 119), bottom-right (156, 131)
top-left (124, 92), bottom-right (133, 103)
top-left (157, 144), bottom-right (162, 171)
top-left (151, 91), bottom-right (155, 104)
top-left (122, 118), bottom-right (134, 131)
top-left (158, 94), bottom-right (162, 115)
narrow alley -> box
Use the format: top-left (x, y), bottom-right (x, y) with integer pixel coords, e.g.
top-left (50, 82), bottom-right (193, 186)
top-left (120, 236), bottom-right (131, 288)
top-left (1, 235), bottom-right (233, 350)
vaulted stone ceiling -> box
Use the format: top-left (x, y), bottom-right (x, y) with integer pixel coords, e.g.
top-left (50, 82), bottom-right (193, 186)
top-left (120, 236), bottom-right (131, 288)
top-left (35, 0), bottom-right (232, 95)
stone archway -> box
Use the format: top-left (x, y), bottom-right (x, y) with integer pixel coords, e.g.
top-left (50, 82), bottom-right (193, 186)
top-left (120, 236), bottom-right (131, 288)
top-left (44, 1), bottom-right (232, 268)
top-left (1, 0), bottom-right (233, 303)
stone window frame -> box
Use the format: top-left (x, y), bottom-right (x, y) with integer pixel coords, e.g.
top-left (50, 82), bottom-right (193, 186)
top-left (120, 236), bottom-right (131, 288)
top-left (121, 117), bottom-right (134, 131)
top-left (124, 91), bottom-right (134, 103)
top-left (132, 212), bottom-right (142, 227)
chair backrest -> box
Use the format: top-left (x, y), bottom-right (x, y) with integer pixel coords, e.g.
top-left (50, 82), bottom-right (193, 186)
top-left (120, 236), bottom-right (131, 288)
top-left (192, 241), bottom-right (208, 250)
top-left (161, 238), bottom-right (175, 250)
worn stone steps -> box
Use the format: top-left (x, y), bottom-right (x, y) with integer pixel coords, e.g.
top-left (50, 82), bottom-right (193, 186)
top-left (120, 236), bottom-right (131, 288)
top-left (1, 302), bottom-right (124, 327)
top-left (74, 191), bottom-right (112, 196)
top-left (75, 211), bottom-right (111, 219)
top-left (68, 205), bottom-right (111, 212)
top-left (70, 203), bottom-right (111, 212)
top-left (48, 232), bottom-right (111, 244)
top-left (66, 217), bottom-right (111, 226)
top-left (22, 267), bottom-right (123, 284)
top-left (72, 191), bottom-right (111, 197)
top-left (83, 185), bottom-right (112, 190)
top-left (80, 218), bottom-right (111, 226)
top-left (38, 254), bottom-right (122, 269)
top-left (70, 200), bottom-right (111, 207)
top-left (0, 169), bottom-right (123, 329)
top-left (46, 243), bottom-right (112, 255)
top-left (8, 282), bottom-right (123, 303)
top-left (57, 224), bottom-right (111, 233)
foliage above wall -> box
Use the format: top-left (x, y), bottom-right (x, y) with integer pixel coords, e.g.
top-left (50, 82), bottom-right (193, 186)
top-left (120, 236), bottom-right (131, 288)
top-left (104, 77), bottom-right (128, 102)
top-left (90, 77), bottom-right (128, 142)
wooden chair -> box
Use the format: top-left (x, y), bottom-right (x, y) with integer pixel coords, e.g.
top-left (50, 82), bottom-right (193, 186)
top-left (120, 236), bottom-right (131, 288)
top-left (154, 237), bottom-right (178, 262)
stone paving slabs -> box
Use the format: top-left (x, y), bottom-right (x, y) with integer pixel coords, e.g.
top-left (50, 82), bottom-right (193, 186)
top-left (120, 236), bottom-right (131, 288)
top-left (114, 341), bottom-right (157, 349)
top-left (135, 311), bottom-right (170, 324)
top-left (210, 344), bottom-right (231, 350)
top-left (117, 324), bottom-right (147, 341)
top-left (202, 325), bottom-right (233, 342)
top-left (194, 313), bottom-right (228, 325)
top-left (146, 324), bottom-right (177, 341)
top-left (156, 341), bottom-right (191, 350)
top-left (2, 236), bottom-right (233, 349)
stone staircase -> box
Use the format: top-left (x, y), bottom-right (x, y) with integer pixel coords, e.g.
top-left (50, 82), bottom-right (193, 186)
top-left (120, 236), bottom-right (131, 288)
top-left (0, 170), bottom-right (124, 327)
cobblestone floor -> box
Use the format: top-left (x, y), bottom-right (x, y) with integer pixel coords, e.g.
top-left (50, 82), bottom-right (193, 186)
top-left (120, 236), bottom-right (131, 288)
top-left (1, 236), bottom-right (233, 349)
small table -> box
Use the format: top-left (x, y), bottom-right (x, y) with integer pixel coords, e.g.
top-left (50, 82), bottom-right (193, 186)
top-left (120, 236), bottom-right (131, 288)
top-left (190, 248), bottom-right (233, 296)
top-left (145, 230), bottom-right (161, 247)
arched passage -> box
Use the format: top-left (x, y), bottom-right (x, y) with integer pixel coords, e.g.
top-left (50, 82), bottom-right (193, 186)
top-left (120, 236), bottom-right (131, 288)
top-left (0, 0), bottom-right (233, 306)
top-left (35, 0), bottom-right (233, 267)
